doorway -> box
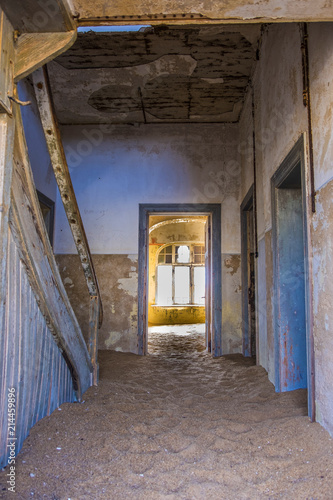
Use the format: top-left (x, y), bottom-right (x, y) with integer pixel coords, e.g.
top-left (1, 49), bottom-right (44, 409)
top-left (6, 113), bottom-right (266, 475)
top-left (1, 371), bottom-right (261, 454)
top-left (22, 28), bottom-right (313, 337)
top-left (241, 185), bottom-right (256, 358)
top-left (271, 135), bottom-right (314, 419)
top-left (138, 204), bottom-right (221, 356)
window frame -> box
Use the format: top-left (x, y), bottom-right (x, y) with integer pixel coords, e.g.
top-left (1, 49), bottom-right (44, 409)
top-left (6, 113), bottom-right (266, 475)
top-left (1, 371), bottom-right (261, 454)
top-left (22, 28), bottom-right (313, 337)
top-left (155, 242), bottom-right (205, 306)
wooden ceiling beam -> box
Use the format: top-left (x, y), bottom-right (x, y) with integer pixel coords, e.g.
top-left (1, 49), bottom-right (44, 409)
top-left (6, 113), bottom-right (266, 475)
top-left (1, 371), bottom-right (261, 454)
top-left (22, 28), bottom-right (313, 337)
top-left (14, 30), bottom-right (77, 82)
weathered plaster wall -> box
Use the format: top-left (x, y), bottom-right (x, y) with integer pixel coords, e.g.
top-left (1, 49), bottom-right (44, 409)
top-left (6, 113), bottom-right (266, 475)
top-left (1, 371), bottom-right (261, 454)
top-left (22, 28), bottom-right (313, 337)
top-left (239, 88), bottom-right (254, 202)
top-left (18, 79), bottom-right (57, 203)
top-left (255, 24), bottom-right (307, 236)
top-left (55, 123), bottom-right (242, 353)
top-left (55, 123), bottom-right (240, 254)
top-left (308, 24), bottom-right (333, 435)
top-left (222, 254), bottom-right (242, 353)
top-left (240, 23), bottom-right (333, 436)
top-left (312, 182), bottom-right (333, 435)
top-left (309, 23), bottom-right (333, 192)
top-left (240, 24), bottom-right (307, 384)
top-left (56, 254), bottom-right (138, 352)
top-left (149, 220), bottom-right (206, 246)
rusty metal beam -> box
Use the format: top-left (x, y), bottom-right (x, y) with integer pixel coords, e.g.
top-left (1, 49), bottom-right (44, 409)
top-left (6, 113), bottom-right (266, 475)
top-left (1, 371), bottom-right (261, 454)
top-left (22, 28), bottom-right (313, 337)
top-left (32, 66), bottom-right (103, 339)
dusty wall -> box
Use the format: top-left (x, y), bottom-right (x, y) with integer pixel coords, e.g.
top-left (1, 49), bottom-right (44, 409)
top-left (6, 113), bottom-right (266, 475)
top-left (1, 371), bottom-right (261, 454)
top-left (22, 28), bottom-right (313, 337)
top-left (240, 23), bottom-right (307, 383)
top-left (222, 254), bottom-right (242, 353)
top-left (56, 254), bottom-right (139, 352)
top-left (308, 24), bottom-right (333, 435)
top-left (55, 123), bottom-right (240, 255)
top-left (312, 182), bottom-right (333, 435)
top-left (239, 23), bottom-right (333, 435)
top-left (55, 123), bottom-right (242, 353)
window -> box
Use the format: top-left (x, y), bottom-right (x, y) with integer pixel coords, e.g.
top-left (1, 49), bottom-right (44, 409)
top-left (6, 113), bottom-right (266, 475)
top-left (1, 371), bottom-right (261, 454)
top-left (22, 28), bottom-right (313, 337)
top-left (155, 243), bottom-right (205, 306)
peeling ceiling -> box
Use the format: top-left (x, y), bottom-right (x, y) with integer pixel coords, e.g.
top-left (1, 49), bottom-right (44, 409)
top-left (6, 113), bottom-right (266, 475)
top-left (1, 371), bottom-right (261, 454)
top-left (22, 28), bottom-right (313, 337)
top-left (49, 25), bottom-right (261, 124)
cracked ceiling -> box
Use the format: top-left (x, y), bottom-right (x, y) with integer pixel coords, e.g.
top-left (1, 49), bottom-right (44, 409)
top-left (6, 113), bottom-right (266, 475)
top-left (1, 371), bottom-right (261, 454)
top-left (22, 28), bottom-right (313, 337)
top-left (48, 25), bottom-right (261, 124)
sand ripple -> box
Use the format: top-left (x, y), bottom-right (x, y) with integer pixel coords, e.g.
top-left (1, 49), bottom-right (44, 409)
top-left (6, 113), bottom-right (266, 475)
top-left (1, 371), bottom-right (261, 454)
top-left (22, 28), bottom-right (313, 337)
top-left (1, 325), bottom-right (333, 499)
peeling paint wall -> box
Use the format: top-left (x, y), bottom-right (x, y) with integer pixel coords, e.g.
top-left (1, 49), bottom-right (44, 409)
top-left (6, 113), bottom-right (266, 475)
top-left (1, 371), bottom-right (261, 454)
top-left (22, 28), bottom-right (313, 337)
top-left (56, 254), bottom-right (138, 352)
top-left (55, 123), bottom-right (240, 254)
top-left (239, 88), bottom-right (254, 203)
top-left (312, 183), bottom-right (333, 435)
top-left (55, 123), bottom-right (242, 354)
top-left (239, 23), bottom-right (333, 435)
top-left (240, 23), bottom-right (307, 384)
top-left (222, 254), bottom-right (242, 353)
top-left (309, 24), bottom-right (333, 436)
top-left (255, 24), bottom-right (307, 236)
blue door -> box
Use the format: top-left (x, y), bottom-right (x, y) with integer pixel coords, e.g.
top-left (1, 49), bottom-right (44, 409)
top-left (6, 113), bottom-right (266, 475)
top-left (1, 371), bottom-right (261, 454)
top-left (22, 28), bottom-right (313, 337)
top-left (276, 187), bottom-right (307, 391)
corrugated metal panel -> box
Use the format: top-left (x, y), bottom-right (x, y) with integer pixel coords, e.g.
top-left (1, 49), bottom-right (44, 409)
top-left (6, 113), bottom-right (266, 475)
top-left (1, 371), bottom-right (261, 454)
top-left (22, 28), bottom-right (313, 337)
top-left (0, 228), bottom-right (76, 469)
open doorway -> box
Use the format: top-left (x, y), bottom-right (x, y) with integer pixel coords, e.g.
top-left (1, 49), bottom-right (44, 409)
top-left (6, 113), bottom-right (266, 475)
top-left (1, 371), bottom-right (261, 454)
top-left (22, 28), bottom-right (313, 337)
top-left (241, 185), bottom-right (256, 358)
top-left (148, 216), bottom-right (207, 354)
top-left (271, 135), bottom-right (314, 419)
top-left (138, 204), bottom-right (222, 357)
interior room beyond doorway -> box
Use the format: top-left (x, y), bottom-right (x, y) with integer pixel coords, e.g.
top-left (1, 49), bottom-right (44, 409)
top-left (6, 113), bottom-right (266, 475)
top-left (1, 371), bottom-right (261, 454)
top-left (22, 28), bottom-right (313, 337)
top-left (148, 215), bottom-right (208, 326)
top-left (147, 215), bottom-right (207, 354)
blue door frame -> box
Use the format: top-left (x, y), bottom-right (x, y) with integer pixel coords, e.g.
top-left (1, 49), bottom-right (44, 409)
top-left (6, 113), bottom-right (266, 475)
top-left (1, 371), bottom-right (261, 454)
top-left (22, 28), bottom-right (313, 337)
top-left (271, 135), bottom-right (315, 420)
top-left (138, 203), bottom-right (222, 357)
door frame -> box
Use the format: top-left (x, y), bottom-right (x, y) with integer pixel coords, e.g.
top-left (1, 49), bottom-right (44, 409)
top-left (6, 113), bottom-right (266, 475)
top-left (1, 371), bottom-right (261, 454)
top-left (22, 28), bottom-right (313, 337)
top-left (241, 184), bottom-right (255, 357)
top-left (271, 134), bottom-right (315, 420)
top-left (138, 203), bottom-right (222, 356)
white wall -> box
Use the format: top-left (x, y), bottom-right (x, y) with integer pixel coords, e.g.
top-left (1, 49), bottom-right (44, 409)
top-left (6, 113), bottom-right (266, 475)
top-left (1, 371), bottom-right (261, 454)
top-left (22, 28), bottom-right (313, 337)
top-left (55, 123), bottom-right (241, 255)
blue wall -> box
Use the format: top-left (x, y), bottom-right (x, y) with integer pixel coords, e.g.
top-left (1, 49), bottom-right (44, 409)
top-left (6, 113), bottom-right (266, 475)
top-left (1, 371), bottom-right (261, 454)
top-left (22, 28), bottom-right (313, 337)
top-left (18, 79), bottom-right (57, 203)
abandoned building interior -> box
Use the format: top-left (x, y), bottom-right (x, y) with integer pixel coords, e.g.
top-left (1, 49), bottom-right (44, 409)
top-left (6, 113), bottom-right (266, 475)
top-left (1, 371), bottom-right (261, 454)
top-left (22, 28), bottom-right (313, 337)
top-left (1, 0), bottom-right (333, 496)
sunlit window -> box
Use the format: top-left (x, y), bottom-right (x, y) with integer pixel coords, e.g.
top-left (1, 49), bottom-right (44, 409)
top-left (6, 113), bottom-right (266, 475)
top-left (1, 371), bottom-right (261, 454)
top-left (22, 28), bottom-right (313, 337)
top-left (193, 267), bottom-right (205, 305)
top-left (156, 266), bottom-right (173, 305)
top-left (174, 266), bottom-right (190, 304)
top-left (155, 243), bottom-right (205, 306)
top-left (176, 245), bottom-right (190, 263)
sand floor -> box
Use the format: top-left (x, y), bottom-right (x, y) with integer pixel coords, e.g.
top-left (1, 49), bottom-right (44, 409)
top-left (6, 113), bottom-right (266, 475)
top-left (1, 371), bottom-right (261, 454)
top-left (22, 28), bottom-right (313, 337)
top-left (1, 324), bottom-right (333, 499)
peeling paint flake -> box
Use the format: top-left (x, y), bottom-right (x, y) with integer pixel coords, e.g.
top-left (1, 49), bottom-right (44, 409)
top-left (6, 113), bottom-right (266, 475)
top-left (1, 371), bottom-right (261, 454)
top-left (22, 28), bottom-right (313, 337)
top-left (224, 255), bottom-right (240, 276)
top-left (117, 272), bottom-right (138, 297)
